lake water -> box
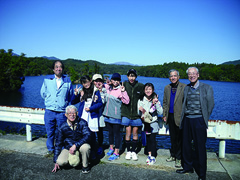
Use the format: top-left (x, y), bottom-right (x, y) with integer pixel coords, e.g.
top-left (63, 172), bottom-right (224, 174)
top-left (0, 75), bottom-right (240, 154)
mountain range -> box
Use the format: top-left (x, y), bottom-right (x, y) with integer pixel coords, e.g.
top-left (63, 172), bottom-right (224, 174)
top-left (8, 52), bottom-right (240, 66)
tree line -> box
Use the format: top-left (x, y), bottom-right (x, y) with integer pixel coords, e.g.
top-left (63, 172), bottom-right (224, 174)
top-left (0, 49), bottom-right (239, 92)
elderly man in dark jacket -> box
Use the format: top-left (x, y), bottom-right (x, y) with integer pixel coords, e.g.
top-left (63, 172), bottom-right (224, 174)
top-left (52, 105), bottom-right (91, 174)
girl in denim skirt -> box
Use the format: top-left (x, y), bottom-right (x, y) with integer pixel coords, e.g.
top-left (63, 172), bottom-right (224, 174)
top-left (103, 73), bottom-right (130, 161)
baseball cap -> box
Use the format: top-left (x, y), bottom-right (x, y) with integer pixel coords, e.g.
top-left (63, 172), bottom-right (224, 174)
top-left (92, 74), bottom-right (103, 81)
top-left (111, 73), bottom-right (121, 81)
top-left (127, 69), bottom-right (137, 77)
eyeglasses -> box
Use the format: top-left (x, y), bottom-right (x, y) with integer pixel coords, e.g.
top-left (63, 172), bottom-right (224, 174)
top-left (67, 113), bottom-right (76, 116)
top-left (188, 73), bottom-right (198, 76)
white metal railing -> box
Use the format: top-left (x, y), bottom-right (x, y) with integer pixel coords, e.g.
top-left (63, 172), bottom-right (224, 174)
top-left (0, 106), bottom-right (45, 142)
top-left (0, 105), bottom-right (239, 158)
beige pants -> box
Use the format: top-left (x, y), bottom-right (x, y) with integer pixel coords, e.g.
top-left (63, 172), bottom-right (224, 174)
top-left (56, 143), bottom-right (91, 168)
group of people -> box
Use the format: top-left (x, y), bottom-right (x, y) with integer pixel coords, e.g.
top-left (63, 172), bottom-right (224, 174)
top-left (40, 60), bottom-right (214, 180)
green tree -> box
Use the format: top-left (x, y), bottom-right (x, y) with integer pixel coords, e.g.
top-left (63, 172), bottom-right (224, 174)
top-left (68, 67), bottom-right (79, 82)
top-left (0, 49), bottom-right (28, 91)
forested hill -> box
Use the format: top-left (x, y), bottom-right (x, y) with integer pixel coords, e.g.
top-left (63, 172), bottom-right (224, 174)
top-left (221, 60), bottom-right (240, 65)
top-left (1, 49), bottom-right (240, 91)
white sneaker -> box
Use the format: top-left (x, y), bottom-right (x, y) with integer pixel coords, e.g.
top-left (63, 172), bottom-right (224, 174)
top-left (147, 156), bottom-right (156, 165)
top-left (146, 155), bottom-right (151, 163)
top-left (125, 151), bottom-right (132, 160)
top-left (131, 152), bottom-right (138, 161)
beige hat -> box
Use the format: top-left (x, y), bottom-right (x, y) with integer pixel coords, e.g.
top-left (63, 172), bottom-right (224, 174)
top-left (92, 74), bottom-right (103, 81)
top-left (68, 150), bottom-right (80, 167)
top-left (143, 112), bottom-right (153, 123)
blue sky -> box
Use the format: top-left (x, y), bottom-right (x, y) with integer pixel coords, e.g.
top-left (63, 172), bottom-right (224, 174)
top-left (0, 0), bottom-right (239, 65)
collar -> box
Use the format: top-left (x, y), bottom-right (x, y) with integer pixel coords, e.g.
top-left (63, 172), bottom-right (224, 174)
top-left (144, 96), bottom-right (152, 102)
top-left (170, 81), bottom-right (179, 88)
top-left (55, 75), bottom-right (62, 80)
top-left (67, 120), bottom-right (77, 130)
top-left (191, 80), bottom-right (199, 89)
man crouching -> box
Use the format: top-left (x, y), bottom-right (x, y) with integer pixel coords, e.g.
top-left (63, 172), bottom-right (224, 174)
top-left (52, 105), bottom-right (91, 174)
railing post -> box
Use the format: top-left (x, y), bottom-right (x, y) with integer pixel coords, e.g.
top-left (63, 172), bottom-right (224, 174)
top-left (26, 124), bottom-right (32, 141)
top-left (219, 139), bottom-right (226, 158)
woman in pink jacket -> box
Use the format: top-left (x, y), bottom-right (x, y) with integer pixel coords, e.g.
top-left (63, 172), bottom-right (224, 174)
top-left (103, 73), bottom-right (130, 161)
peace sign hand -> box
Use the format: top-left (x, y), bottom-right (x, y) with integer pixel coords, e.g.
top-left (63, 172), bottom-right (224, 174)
top-left (105, 77), bottom-right (111, 85)
top-left (153, 94), bottom-right (159, 104)
top-left (74, 85), bottom-right (82, 95)
top-left (120, 82), bottom-right (125, 92)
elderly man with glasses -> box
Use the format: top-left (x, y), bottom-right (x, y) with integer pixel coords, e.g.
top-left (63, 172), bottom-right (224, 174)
top-left (176, 67), bottom-right (214, 180)
top-left (52, 105), bottom-right (91, 174)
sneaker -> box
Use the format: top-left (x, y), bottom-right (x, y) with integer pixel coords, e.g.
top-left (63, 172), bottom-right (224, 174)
top-left (125, 151), bottom-right (132, 160)
top-left (47, 150), bottom-right (54, 154)
top-left (82, 166), bottom-right (90, 174)
top-left (147, 156), bottom-right (156, 165)
top-left (131, 152), bottom-right (138, 161)
top-left (106, 148), bottom-right (114, 156)
top-left (166, 156), bottom-right (175, 162)
top-left (175, 159), bottom-right (181, 168)
top-left (146, 155), bottom-right (151, 163)
top-left (45, 150), bottom-right (54, 157)
top-left (97, 147), bottom-right (103, 155)
top-left (108, 153), bottom-right (119, 161)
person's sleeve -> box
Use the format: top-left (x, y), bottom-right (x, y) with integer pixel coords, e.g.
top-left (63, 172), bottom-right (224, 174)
top-left (89, 91), bottom-right (103, 111)
top-left (156, 101), bottom-right (163, 115)
top-left (71, 93), bottom-right (80, 105)
top-left (120, 91), bottom-right (130, 104)
top-left (68, 82), bottom-right (73, 105)
top-left (75, 121), bottom-right (91, 149)
top-left (207, 86), bottom-right (215, 116)
top-left (162, 87), bottom-right (168, 117)
top-left (40, 80), bottom-right (46, 99)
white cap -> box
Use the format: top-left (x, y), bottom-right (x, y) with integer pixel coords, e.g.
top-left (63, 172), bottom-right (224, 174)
top-left (92, 74), bottom-right (103, 81)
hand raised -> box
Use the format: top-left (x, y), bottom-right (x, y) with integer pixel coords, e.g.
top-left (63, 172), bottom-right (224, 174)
top-left (120, 82), bottom-right (125, 92)
top-left (153, 94), bottom-right (159, 104)
top-left (105, 77), bottom-right (111, 85)
top-left (74, 85), bottom-right (82, 95)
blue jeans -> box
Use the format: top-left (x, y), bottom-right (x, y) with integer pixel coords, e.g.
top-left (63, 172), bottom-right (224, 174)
top-left (44, 109), bottom-right (66, 151)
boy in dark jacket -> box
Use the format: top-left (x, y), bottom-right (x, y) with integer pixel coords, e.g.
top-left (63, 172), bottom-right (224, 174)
top-left (52, 105), bottom-right (91, 174)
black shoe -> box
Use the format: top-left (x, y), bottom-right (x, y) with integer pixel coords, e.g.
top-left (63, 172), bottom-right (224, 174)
top-left (198, 177), bottom-right (206, 180)
top-left (82, 166), bottom-right (90, 174)
top-left (176, 169), bottom-right (194, 174)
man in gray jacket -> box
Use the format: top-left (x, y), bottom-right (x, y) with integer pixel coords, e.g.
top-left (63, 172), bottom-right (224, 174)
top-left (176, 67), bottom-right (214, 180)
top-left (163, 69), bottom-right (186, 168)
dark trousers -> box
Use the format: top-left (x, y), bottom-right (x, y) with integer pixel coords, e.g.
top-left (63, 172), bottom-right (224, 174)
top-left (168, 113), bottom-right (182, 160)
top-left (97, 127), bottom-right (104, 146)
top-left (146, 133), bottom-right (157, 157)
top-left (182, 116), bottom-right (207, 179)
top-left (106, 122), bottom-right (121, 149)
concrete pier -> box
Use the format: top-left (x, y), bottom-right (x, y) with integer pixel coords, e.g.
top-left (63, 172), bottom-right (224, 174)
top-left (0, 134), bottom-right (239, 180)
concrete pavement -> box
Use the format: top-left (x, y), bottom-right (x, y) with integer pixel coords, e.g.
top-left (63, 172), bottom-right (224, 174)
top-left (0, 134), bottom-right (239, 180)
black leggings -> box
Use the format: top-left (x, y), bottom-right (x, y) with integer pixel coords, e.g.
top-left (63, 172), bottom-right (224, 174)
top-left (146, 133), bottom-right (157, 157)
top-left (106, 122), bottom-right (121, 149)
top-left (97, 127), bottom-right (104, 147)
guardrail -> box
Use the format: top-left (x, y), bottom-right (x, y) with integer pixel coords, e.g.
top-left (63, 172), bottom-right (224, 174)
top-left (0, 105), bottom-right (239, 158)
